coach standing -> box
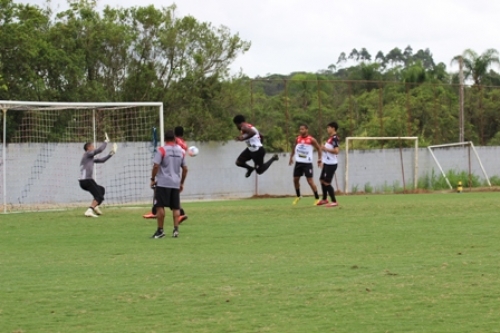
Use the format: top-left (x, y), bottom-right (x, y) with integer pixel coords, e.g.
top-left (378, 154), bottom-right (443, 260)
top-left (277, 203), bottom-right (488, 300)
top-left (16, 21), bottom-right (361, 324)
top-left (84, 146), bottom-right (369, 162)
top-left (150, 129), bottom-right (188, 238)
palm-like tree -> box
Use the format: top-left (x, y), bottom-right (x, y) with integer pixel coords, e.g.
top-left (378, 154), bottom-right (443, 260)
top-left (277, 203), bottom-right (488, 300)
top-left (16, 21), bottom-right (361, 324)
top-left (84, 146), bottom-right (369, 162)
top-left (452, 49), bottom-right (499, 145)
top-left (452, 48), bottom-right (500, 85)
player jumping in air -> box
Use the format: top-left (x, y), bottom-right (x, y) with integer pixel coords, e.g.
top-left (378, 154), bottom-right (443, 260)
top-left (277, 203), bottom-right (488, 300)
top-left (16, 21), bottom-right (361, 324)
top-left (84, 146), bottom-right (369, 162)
top-left (289, 124), bottom-right (322, 205)
top-left (233, 115), bottom-right (279, 178)
top-left (316, 122), bottom-right (340, 207)
top-left (78, 135), bottom-right (117, 217)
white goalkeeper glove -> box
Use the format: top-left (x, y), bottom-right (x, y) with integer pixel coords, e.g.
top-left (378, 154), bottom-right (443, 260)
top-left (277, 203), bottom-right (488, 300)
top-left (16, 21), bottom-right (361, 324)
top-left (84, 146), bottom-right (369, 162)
top-left (109, 143), bottom-right (118, 156)
top-left (104, 132), bottom-right (110, 143)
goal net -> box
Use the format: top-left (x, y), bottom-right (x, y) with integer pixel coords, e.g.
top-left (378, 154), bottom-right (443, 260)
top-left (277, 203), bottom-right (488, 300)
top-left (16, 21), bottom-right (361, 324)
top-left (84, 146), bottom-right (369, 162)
top-left (1, 101), bottom-right (164, 213)
top-left (345, 137), bottom-right (418, 194)
top-left (427, 141), bottom-right (491, 190)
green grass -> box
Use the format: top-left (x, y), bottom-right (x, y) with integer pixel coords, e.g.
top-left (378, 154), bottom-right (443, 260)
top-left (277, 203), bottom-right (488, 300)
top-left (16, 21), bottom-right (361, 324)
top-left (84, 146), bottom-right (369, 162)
top-left (2, 193), bottom-right (500, 333)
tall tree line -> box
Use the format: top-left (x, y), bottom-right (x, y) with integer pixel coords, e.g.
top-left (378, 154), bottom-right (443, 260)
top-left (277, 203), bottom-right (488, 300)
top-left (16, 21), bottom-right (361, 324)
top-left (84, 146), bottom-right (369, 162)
top-left (0, 0), bottom-right (250, 140)
top-left (2, 0), bottom-right (500, 147)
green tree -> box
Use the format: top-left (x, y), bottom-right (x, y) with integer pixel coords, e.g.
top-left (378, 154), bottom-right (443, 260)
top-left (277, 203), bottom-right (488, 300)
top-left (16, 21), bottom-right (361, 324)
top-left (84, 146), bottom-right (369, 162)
top-left (452, 48), bottom-right (499, 86)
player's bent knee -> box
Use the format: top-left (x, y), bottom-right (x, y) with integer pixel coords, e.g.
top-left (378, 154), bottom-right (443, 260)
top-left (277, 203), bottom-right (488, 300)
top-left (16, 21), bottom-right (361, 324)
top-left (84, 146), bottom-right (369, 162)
top-left (255, 166), bottom-right (264, 174)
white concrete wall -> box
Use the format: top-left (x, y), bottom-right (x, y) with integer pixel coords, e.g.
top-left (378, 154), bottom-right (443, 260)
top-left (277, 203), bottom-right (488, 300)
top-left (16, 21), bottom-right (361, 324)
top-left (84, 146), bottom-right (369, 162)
top-left (1, 141), bottom-right (499, 210)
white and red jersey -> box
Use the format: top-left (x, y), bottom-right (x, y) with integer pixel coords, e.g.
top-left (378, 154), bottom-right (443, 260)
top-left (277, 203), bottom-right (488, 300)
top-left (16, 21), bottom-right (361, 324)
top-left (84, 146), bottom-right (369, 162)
top-left (294, 135), bottom-right (314, 163)
top-left (175, 137), bottom-right (187, 153)
top-left (242, 123), bottom-right (262, 152)
top-left (322, 134), bottom-right (339, 165)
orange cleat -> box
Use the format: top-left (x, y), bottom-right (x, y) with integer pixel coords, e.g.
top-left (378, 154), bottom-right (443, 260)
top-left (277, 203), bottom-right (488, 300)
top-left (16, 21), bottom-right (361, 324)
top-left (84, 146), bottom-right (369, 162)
top-left (325, 202), bottom-right (339, 207)
top-left (143, 212), bottom-right (157, 219)
top-left (316, 199), bottom-right (329, 206)
top-left (178, 215), bottom-right (188, 224)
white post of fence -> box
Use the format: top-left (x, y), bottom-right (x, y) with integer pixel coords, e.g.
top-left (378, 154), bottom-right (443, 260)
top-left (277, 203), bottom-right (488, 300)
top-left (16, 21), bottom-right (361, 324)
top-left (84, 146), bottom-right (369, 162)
top-left (2, 109), bottom-right (7, 213)
top-left (345, 138), bottom-right (350, 194)
top-left (414, 139), bottom-right (419, 189)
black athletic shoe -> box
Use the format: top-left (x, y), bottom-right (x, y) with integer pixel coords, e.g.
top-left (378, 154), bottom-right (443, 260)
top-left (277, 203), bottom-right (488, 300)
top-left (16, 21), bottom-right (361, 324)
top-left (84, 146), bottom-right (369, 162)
top-left (151, 229), bottom-right (165, 239)
top-left (245, 168), bottom-right (255, 178)
top-left (172, 229), bottom-right (179, 238)
top-left (272, 154), bottom-right (279, 161)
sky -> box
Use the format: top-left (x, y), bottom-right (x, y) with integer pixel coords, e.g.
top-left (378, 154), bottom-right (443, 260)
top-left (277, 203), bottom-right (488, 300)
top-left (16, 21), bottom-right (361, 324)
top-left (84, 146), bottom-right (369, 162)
top-left (20, 0), bottom-right (500, 77)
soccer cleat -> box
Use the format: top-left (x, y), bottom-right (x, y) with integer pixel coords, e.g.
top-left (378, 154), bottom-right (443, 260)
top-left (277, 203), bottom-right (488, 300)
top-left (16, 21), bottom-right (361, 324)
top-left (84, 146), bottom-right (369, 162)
top-left (85, 208), bottom-right (99, 218)
top-left (316, 199), bottom-right (329, 206)
top-left (142, 212), bottom-right (157, 219)
top-left (172, 229), bottom-right (179, 238)
top-left (245, 168), bottom-right (255, 178)
top-left (178, 215), bottom-right (188, 224)
top-left (325, 202), bottom-right (339, 207)
top-left (313, 199), bottom-right (320, 206)
top-left (151, 229), bottom-right (165, 239)
top-left (93, 206), bottom-right (102, 215)
top-left (292, 197), bottom-right (301, 205)
top-left (272, 154), bottom-right (279, 161)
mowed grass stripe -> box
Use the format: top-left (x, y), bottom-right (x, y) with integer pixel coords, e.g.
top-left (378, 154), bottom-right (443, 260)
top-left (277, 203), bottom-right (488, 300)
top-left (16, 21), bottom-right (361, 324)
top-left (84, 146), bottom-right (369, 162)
top-left (1, 193), bottom-right (500, 333)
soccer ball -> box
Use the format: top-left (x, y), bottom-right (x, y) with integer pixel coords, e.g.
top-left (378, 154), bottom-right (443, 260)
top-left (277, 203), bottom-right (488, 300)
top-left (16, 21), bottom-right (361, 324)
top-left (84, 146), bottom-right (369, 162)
top-left (187, 146), bottom-right (199, 157)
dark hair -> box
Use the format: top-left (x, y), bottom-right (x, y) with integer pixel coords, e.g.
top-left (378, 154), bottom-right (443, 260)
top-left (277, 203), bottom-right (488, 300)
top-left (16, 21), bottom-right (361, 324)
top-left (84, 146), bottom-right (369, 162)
top-left (299, 124), bottom-right (309, 129)
top-left (174, 126), bottom-right (184, 137)
top-left (83, 142), bottom-right (92, 151)
top-left (233, 115), bottom-right (246, 124)
top-left (327, 121), bottom-right (338, 131)
top-left (164, 129), bottom-right (175, 142)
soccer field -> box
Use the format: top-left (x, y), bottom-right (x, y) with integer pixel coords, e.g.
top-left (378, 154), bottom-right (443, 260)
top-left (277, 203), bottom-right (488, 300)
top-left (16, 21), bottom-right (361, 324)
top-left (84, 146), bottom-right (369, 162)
top-left (1, 193), bottom-right (500, 333)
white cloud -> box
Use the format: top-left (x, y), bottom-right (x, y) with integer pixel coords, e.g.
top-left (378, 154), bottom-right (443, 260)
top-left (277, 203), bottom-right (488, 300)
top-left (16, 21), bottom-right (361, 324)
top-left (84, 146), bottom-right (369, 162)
top-left (19, 0), bottom-right (500, 77)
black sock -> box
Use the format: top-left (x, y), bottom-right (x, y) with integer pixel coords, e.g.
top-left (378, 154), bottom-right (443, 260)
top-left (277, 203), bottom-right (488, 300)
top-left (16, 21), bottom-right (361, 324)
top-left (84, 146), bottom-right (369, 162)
top-left (321, 184), bottom-right (327, 200)
top-left (313, 191), bottom-right (319, 200)
top-left (327, 185), bottom-right (336, 202)
top-left (158, 228), bottom-right (163, 232)
top-left (174, 226), bottom-right (178, 232)
top-left (180, 208), bottom-right (185, 215)
top-left (295, 188), bottom-right (301, 197)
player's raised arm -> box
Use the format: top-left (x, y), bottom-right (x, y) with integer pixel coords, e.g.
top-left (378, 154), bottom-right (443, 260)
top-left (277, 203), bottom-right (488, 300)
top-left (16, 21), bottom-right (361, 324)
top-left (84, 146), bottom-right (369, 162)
top-left (94, 143), bottom-right (116, 163)
top-left (237, 124), bottom-right (257, 141)
top-left (89, 142), bottom-right (107, 157)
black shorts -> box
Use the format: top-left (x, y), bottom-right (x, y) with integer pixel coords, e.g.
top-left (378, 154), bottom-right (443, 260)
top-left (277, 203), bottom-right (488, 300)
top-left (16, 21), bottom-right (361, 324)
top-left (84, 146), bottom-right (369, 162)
top-left (320, 164), bottom-right (338, 183)
top-left (79, 179), bottom-right (105, 203)
top-left (237, 147), bottom-right (266, 167)
top-left (155, 186), bottom-right (181, 210)
top-left (293, 162), bottom-right (314, 178)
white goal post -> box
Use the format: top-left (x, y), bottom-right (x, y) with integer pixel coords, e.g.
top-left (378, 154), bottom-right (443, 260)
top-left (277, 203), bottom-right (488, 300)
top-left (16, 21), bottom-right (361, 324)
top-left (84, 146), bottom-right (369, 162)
top-left (345, 137), bottom-right (419, 194)
top-left (427, 141), bottom-right (491, 190)
top-left (1, 101), bottom-right (164, 213)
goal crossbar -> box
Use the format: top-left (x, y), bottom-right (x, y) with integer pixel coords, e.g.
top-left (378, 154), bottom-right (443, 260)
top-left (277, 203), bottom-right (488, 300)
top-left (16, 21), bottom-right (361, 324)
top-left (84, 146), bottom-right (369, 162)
top-left (427, 141), bottom-right (491, 189)
top-left (345, 137), bottom-right (419, 194)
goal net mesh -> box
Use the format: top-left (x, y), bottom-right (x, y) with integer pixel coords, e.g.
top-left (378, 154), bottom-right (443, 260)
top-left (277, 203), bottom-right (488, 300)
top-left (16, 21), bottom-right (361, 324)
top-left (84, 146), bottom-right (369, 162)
top-left (1, 103), bottom-right (162, 212)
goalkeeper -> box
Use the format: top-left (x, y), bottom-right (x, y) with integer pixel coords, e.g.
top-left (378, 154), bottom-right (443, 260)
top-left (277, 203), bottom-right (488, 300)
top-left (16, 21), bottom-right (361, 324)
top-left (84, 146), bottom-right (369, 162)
top-left (78, 134), bottom-right (117, 217)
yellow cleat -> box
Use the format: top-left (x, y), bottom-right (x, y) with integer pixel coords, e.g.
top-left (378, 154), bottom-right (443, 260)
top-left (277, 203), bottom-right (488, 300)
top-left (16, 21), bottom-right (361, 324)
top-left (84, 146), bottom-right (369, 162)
top-left (292, 197), bottom-right (301, 205)
top-left (313, 199), bottom-right (320, 206)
